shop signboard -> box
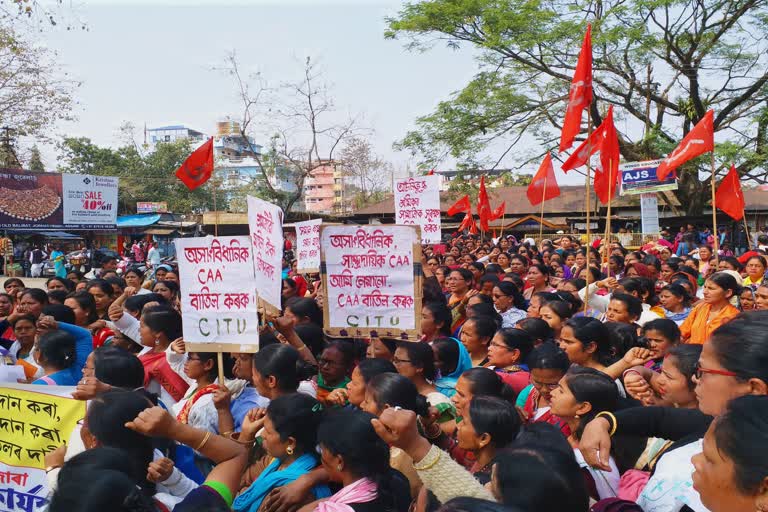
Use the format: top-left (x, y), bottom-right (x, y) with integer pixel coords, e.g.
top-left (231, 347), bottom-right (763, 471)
top-left (0, 169), bottom-right (118, 230)
top-left (137, 202), bottom-right (168, 213)
top-left (620, 159), bottom-right (678, 196)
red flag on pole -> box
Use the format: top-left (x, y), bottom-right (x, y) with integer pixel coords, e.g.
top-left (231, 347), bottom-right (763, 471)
top-left (527, 153), bottom-right (561, 206)
top-left (561, 107), bottom-right (612, 173)
top-left (715, 164), bottom-right (745, 220)
top-left (427, 168), bottom-right (435, 176)
top-left (175, 138), bottom-right (214, 190)
top-left (656, 110), bottom-right (715, 181)
top-left (594, 107), bottom-right (620, 204)
top-left (447, 195), bottom-right (471, 216)
top-left (458, 211), bottom-right (478, 234)
top-left (490, 202), bottom-right (505, 220)
top-left (477, 176), bottom-right (492, 232)
top-left (559, 25), bottom-right (593, 153)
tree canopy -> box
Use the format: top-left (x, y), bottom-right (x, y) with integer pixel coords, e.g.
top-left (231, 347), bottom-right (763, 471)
top-left (57, 138), bottom-right (214, 215)
top-left (386, 0), bottom-right (768, 214)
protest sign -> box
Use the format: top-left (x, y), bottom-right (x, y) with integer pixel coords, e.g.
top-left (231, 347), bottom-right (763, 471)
top-left (176, 236), bottom-right (259, 352)
top-left (394, 176), bottom-right (441, 244)
top-left (320, 225), bottom-right (422, 340)
top-left (0, 383), bottom-right (85, 511)
top-left (295, 219), bottom-right (322, 273)
top-left (247, 196), bottom-right (284, 310)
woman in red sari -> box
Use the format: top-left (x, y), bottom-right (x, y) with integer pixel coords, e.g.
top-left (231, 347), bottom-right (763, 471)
top-left (138, 305), bottom-right (189, 407)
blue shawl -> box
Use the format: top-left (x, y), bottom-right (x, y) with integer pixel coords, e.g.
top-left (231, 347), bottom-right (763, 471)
top-left (233, 453), bottom-right (331, 512)
top-left (434, 337), bottom-right (473, 398)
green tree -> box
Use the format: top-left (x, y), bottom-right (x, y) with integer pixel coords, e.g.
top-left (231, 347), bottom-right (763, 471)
top-left (386, 0), bottom-right (768, 215)
top-left (27, 145), bottom-right (44, 171)
top-left (57, 137), bottom-right (214, 214)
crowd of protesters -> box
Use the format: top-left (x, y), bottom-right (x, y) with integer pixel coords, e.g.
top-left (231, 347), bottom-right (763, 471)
top-left (0, 225), bottom-right (766, 512)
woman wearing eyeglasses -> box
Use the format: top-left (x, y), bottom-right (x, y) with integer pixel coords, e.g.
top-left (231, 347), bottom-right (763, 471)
top-left (491, 282), bottom-right (526, 328)
top-left (312, 342), bottom-right (354, 406)
top-left (580, 311), bottom-right (768, 512)
top-left (518, 342), bottom-right (572, 436)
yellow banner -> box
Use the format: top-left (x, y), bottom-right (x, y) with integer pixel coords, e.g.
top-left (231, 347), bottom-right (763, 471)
top-left (0, 386), bottom-right (85, 469)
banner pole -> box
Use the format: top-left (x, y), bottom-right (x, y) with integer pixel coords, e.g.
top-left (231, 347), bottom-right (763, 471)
top-left (212, 181), bottom-right (219, 237)
top-left (710, 153), bottom-right (720, 263)
top-left (604, 159), bottom-right (613, 278)
top-left (584, 109), bottom-right (593, 314)
top-left (539, 175), bottom-right (547, 244)
top-left (217, 352), bottom-right (225, 385)
top-left (743, 215), bottom-right (752, 254)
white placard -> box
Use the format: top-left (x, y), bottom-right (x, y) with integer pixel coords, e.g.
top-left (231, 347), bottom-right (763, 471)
top-left (640, 193), bottom-right (660, 235)
top-left (394, 176), bottom-right (441, 243)
top-left (246, 196), bottom-right (284, 310)
top-left (295, 219), bottom-right (322, 273)
top-left (321, 225), bottom-right (420, 337)
top-left (61, 174), bottom-right (119, 226)
top-left (175, 236), bottom-right (259, 347)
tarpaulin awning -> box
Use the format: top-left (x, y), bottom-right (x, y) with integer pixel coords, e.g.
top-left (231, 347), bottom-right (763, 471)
top-left (117, 214), bottom-right (162, 228)
top-left (8, 230), bottom-right (84, 239)
top-left (144, 228), bottom-right (177, 236)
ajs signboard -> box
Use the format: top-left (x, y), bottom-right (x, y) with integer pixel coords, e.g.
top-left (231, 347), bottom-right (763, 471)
top-left (0, 169), bottom-right (118, 230)
top-left (620, 159), bottom-right (678, 196)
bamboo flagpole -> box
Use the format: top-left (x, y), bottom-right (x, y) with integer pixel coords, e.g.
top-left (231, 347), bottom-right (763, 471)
top-left (710, 153), bottom-right (720, 263)
top-left (584, 110), bottom-right (593, 314)
top-left (743, 216), bottom-right (752, 252)
top-left (539, 174), bottom-right (548, 243)
top-left (604, 159), bottom-right (613, 278)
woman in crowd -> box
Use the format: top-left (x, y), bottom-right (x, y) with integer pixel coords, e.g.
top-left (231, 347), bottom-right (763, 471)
top-left (557, 317), bottom-right (617, 374)
top-left (519, 342), bottom-right (571, 435)
top-left (138, 305), bottom-right (189, 407)
top-left (233, 394), bottom-right (331, 512)
top-left (367, 337), bottom-right (397, 361)
top-left (638, 318), bottom-right (680, 373)
top-left (282, 278), bottom-right (300, 305)
top-left (455, 396), bottom-right (520, 485)
top-left (580, 311), bottom-right (768, 512)
top-left (491, 281), bottom-right (526, 328)
top-left (86, 279), bottom-right (116, 321)
top-left (691, 395), bottom-right (768, 512)
top-left (46, 277), bottom-right (73, 293)
top-left (526, 291), bottom-right (559, 319)
top-left (153, 280), bottom-right (181, 310)
top-left (3, 277), bottom-right (24, 297)
top-left (742, 254), bottom-right (766, 288)
top-left (658, 283), bottom-right (692, 325)
top-left (123, 268), bottom-right (151, 295)
top-left (420, 302), bottom-right (452, 343)
top-left (313, 341), bottom-right (354, 405)
top-left (167, 342), bottom-right (221, 434)
top-left (623, 344), bottom-right (701, 410)
top-left (679, 272), bottom-right (740, 344)
top-left (538, 299), bottom-right (575, 340)
top-left (524, 263), bottom-right (554, 301)
top-left (432, 337), bottom-right (473, 398)
top-left (738, 286), bottom-right (755, 311)
top-left (446, 268), bottom-right (474, 334)
top-left (484, 327), bottom-right (533, 394)
top-left (64, 291), bottom-right (113, 347)
top-left (304, 409), bottom-right (411, 512)
top-left (392, 341), bottom-right (452, 411)
top-left (549, 366), bottom-right (623, 500)
top-left (459, 316), bottom-right (495, 367)
top-left (251, 344), bottom-right (315, 401)
top-left (32, 328), bottom-right (89, 386)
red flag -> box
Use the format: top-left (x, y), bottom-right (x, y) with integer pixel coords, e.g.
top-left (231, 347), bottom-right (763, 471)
top-left (561, 109), bottom-right (611, 172)
top-left (427, 168), bottom-right (435, 176)
top-left (527, 153), bottom-right (561, 206)
top-left (477, 176), bottom-right (492, 232)
top-left (447, 195), bottom-right (471, 216)
top-left (715, 164), bottom-right (745, 220)
top-left (594, 107), bottom-right (620, 204)
top-left (559, 25), bottom-right (593, 153)
top-left (490, 201), bottom-right (505, 220)
top-left (175, 138), bottom-right (214, 190)
top-left (458, 211), bottom-right (477, 234)
top-left (656, 110), bottom-right (714, 181)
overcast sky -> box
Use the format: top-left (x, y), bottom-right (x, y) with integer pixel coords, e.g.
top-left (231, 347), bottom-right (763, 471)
top-left (31, 0), bottom-right (582, 184)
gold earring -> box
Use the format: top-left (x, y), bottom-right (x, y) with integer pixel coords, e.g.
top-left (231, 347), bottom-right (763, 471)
top-left (337, 465), bottom-right (342, 471)
top-left (286, 446), bottom-right (294, 455)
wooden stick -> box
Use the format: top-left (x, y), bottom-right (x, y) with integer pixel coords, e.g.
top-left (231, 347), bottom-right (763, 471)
top-left (584, 109), bottom-right (592, 314)
top-left (217, 352), bottom-right (225, 385)
top-left (212, 180), bottom-right (219, 237)
top-left (604, 159), bottom-right (613, 278)
top-left (743, 215), bottom-right (752, 253)
top-left (539, 174), bottom-right (547, 244)
top-left (710, 153), bottom-right (720, 263)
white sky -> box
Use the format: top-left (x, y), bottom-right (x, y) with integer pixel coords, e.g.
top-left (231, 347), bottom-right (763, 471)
top-left (30, 0), bottom-right (581, 184)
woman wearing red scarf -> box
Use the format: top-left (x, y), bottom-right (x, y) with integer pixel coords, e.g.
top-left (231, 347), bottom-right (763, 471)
top-left (138, 305), bottom-right (189, 407)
